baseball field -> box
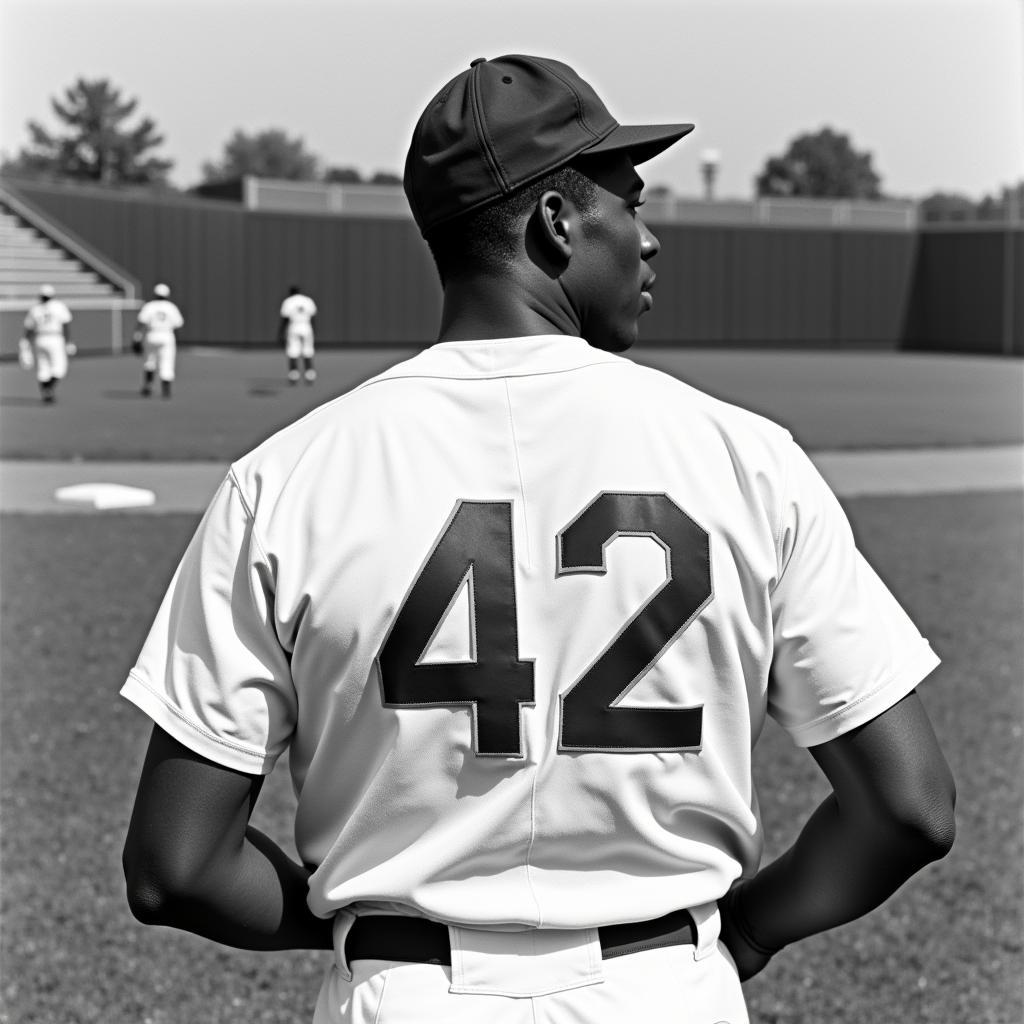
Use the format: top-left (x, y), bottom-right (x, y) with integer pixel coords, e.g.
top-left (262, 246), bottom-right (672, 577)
top-left (1, 345), bottom-right (1022, 1024)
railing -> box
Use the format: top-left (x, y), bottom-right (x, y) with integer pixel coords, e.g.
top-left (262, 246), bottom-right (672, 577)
top-left (241, 176), bottom-right (920, 230)
top-left (669, 196), bottom-right (918, 229)
top-left (243, 177), bottom-right (412, 219)
top-left (0, 182), bottom-right (141, 298)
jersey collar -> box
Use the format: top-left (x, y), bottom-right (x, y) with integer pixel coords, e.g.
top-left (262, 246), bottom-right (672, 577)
top-left (373, 334), bottom-right (626, 380)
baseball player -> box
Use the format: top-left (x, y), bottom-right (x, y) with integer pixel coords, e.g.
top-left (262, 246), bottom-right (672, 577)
top-left (121, 56), bottom-right (955, 1024)
top-left (22, 284), bottom-right (74, 403)
top-left (279, 285), bottom-right (318, 384)
top-left (133, 283), bottom-right (184, 398)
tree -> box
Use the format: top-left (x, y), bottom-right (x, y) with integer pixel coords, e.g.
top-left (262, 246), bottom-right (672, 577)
top-left (201, 129), bottom-right (320, 183)
top-left (369, 170), bottom-right (402, 185)
top-left (977, 180), bottom-right (1024, 222)
top-left (919, 181), bottom-right (1024, 223)
top-left (919, 191), bottom-right (979, 223)
top-left (0, 78), bottom-right (172, 185)
top-left (755, 127), bottom-right (882, 199)
top-left (323, 166), bottom-right (363, 183)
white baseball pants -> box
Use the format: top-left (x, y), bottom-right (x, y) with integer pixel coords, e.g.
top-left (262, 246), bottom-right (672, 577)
top-left (143, 335), bottom-right (176, 381)
top-left (33, 335), bottom-right (68, 382)
top-left (286, 325), bottom-right (315, 359)
top-left (313, 906), bottom-right (748, 1024)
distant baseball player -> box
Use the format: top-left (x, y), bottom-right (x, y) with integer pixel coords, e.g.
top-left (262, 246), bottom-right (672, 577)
top-left (279, 285), bottom-right (318, 385)
top-left (121, 56), bottom-right (955, 1024)
top-left (133, 283), bottom-right (184, 398)
top-left (22, 284), bottom-right (74, 404)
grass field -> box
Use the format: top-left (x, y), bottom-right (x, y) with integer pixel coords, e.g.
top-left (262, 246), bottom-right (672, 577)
top-left (1, 347), bottom-right (1022, 460)
top-left (1, 346), bottom-right (1022, 1024)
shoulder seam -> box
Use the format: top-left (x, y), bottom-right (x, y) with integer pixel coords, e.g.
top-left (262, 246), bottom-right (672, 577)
top-left (227, 466), bottom-right (273, 567)
top-left (772, 433), bottom-right (797, 587)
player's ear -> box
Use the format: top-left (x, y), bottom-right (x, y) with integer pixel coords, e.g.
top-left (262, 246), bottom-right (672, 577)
top-left (529, 190), bottom-right (574, 266)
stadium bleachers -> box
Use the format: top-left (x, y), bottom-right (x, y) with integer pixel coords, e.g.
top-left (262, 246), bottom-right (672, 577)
top-left (0, 188), bottom-right (142, 355)
top-left (0, 203), bottom-right (120, 301)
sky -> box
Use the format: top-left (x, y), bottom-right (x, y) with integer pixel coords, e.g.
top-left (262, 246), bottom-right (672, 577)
top-left (1, 0), bottom-right (1022, 201)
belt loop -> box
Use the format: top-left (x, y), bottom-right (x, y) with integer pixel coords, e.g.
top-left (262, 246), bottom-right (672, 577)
top-left (333, 909), bottom-right (358, 981)
top-left (688, 902), bottom-right (721, 961)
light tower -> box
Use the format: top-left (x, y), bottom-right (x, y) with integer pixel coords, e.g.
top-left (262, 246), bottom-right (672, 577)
top-left (700, 148), bottom-right (721, 201)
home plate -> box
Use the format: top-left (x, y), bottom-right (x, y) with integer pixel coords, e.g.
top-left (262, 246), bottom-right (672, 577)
top-left (54, 483), bottom-right (157, 509)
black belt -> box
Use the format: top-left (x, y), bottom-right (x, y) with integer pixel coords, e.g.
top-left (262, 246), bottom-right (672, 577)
top-left (345, 909), bottom-right (696, 966)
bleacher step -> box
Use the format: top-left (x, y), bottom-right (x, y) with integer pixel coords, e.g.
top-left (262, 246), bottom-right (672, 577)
top-left (0, 202), bottom-right (121, 302)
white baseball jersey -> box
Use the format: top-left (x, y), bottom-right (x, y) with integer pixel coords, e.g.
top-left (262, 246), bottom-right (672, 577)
top-left (137, 299), bottom-right (183, 340)
top-left (281, 294), bottom-right (317, 328)
top-left (25, 300), bottom-right (71, 338)
top-left (122, 334), bottom-right (939, 930)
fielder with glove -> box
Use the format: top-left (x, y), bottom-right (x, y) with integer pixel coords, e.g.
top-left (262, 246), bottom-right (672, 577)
top-left (22, 284), bottom-right (73, 403)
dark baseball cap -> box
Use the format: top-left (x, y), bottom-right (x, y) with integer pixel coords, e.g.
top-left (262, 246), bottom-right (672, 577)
top-left (404, 54), bottom-right (694, 236)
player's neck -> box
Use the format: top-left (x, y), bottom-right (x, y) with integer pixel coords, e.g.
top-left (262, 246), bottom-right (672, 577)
top-left (436, 275), bottom-right (579, 344)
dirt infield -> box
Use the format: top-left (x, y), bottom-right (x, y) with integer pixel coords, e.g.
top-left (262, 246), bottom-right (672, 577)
top-left (1, 445), bottom-right (1022, 515)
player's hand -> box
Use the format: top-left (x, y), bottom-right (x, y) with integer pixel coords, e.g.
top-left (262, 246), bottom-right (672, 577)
top-left (718, 886), bottom-right (776, 982)
top-left (18, 338), bottom-right (34, 370)
top-left (65, 342), bottom-right (77, 357)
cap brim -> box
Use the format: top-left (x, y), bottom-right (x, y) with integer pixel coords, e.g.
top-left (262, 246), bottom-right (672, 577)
top-left (582, 123), bottom-right (695, 165)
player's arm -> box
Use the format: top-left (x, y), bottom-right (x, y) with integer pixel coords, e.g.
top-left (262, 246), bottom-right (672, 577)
top-left (278, 315), bottom-right (290, 343)
top-left (719, 690), bottom-right (955, 979)
top-left (122, 724), bottom-right (334, 951)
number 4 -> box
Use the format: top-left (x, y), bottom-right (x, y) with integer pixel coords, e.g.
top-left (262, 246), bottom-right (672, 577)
top-left (379, 494), bottom-right (712, 758)
top-left (378, 502), bottom-right (535, 757)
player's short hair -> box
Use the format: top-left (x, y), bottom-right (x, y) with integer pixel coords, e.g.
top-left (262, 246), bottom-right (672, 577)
top-left (289, 285), bottom-right (301, 295)
top-left (424, 164), bottom-right (599, 283)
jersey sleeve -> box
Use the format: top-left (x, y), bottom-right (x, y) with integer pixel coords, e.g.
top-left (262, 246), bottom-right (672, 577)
top-left (120, 472), bottom-right (296, 774)
top-left (767, 441), bottom-right (940, 748)
top-left (170, 303), bottom-right (184, 329)
top-left (280, 298), bottom-right (291, 317)
top-left (308, 300), bottom-right (317, 317)
top-left (57, 302), bottom-right (72, 324)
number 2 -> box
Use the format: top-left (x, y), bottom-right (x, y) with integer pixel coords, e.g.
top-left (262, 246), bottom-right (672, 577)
top-left (378, 494), bottom-right (712, 758)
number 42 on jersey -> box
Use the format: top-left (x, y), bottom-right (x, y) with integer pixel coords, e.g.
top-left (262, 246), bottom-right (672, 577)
top-left (379, 493), bottom-right (712, 759)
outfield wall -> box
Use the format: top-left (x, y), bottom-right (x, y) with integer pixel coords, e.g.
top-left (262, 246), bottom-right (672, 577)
top-left (3, 179), bottom-right (1020, 355)
top-left (903, 225), bottom-right (1023, 356)
top-left (0, 182), bottom-right (438, 347)
top-left (639, 224), bottom-right (917, 347)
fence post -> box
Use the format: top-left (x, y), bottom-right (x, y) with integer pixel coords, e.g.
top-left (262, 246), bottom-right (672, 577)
top-left (111, 304), bottom-right (122, 354)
